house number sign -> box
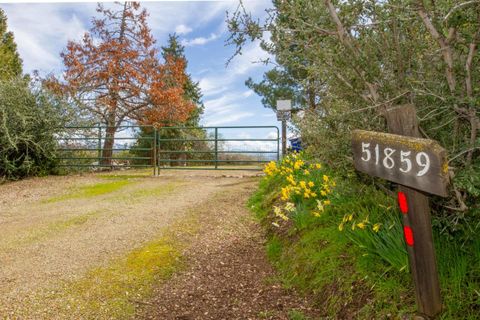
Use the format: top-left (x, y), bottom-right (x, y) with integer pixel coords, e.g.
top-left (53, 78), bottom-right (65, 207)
top-left (352, 130), bottom-right (449, 197)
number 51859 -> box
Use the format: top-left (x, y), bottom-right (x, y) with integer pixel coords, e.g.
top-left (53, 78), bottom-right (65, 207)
top-left (361, 142), bottom-right (430, 177)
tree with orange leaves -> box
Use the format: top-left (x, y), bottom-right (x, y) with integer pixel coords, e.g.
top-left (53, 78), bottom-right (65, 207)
top-left (47, 2), bottom-right (194, 164)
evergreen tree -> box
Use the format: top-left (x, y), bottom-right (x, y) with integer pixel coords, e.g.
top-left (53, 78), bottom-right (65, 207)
top-left (131, 34), bottom-right (209, 167)
top-left (0, 8), bottom-right (23, 80)
top-left (161, 34), bottom-right (204, 126)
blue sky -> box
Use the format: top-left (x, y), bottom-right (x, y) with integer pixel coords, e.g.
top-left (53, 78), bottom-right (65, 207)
top-left (1, 0), bottom-right (279, 133)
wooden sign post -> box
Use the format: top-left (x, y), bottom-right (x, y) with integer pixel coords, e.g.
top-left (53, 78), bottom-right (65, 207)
top-left (352, 105), bottom-right (448, 319)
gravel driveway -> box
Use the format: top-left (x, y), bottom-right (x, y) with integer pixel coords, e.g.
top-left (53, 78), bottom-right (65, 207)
top-left (0, 169), bottom-right (318, 319)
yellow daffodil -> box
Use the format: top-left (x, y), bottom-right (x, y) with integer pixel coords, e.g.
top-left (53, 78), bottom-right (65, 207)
top-left (316, 200), bottom-right (324, 211)
top-left (315, 163), bottom-right (322, 169)
top-left (281, 187), bottom-right (290, 201)
top-left (373, 223), bottom-right (381, 233)
top-left (273, 206), bottom-right (289, 221)
top-left (285, 202), bottom-right (296, 212)
top-left (312, 211), bottom-right (321, 217)
top-left (323, 200), bottom-right (331, 205)
top-left (338, 223), bottom-right (344, 231)
top-left (273, 206), bottom-right (282, 215)
top-left (294, 160), bottom-right (305, 170)
top-left (308, 181), bottom-right (315, 187)
top-left (304, 169), bottom-right (310, 175)
top-left (323, 175), bottom-right (329, 182)
top-left (356, 222), bottom-right (366, 229)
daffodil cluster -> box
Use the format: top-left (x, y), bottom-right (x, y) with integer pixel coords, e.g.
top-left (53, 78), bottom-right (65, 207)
top-left (263, 152), bottom-right (336, 225)
top-left (338, 213), bottom-right (382, 233)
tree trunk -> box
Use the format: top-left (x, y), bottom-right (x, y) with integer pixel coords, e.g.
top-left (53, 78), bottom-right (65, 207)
top-left (101, 113), bottom-right (117, 166)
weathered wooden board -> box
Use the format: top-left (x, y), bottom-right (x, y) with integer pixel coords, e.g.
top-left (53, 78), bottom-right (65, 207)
top-left (352, 129), bottom-right (449, 197)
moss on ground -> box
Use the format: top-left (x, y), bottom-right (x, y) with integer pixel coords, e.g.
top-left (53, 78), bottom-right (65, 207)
top-left (39, 205), bottom-right (201, 319)
top-left (43, 179), bottom-right (136, 203)
top-left (58, 238), bottom-right (181, 319)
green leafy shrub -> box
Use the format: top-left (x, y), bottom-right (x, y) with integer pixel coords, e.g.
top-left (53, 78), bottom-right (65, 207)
top-left (0, 78), bottom-right (66, 180)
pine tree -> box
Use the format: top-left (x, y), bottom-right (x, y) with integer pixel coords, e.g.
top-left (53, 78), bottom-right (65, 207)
top-left (0, 8), bottom-right (23, 80)
top-left (161, 34), bottom-right (204, 126)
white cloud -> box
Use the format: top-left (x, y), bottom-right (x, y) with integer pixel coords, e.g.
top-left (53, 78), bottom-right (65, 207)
top-left (181, 33), bottom-right (218, 47)
top-left (174, 24), bottom-right (192, 35)
top-left (143, 1), bottom-right (233, 39)
top-left (2, 3), bottom-right (91, 74)
top-left (194, 43), bottom-right (268, 98)
top-left (204, 111), bottom-right (254, 126)
top-left (242, 90), bottom-right (254, 98)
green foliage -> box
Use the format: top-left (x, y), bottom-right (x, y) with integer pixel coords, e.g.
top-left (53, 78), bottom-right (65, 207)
top-left (340, 204), bottom-right (408, 273)
top-left (228, 0), bottom-right (480, 227)
top-left (0, 78), bottom-right (67, 180)
top-left (245, 68), bottom-right (306, 110)
top-left (0, 9), bottom-right (22, 80)
top-left (162, 34), bottom-right (204, 126)
top-left (129, 34), bottom-right (209, 167)
top-left (435, 235), bottom-right (480, 319)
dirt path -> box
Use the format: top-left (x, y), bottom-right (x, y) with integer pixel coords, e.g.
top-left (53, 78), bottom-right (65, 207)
top-left (0, 170), bottom-right (318, 319)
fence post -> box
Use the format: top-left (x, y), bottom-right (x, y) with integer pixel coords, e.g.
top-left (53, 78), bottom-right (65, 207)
top-left (153, 127), bottom-right (158, 176)
top-left (97, 124), bottom-right (102, 165)
top-left (214, 127), bottom-right (218, 169)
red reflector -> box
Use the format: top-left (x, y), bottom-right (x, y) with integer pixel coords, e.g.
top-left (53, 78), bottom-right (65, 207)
top-left (398, 192), bottom-right (408, 214)
top-left (403, 226), bottom-right (414, 246)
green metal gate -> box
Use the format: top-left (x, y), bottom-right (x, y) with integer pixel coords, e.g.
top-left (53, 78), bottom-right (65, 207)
top-left (55, 125), bottom-right (279, 174)
top-left (157, 126), bottom-right (279, 170)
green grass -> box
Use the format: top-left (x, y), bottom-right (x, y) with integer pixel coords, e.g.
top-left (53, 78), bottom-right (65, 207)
top-left (251, 166), bottom-right (480, 318)
top-left (43, 179), bottom-right (135, 203)
top-left (436, 235), bottom-right (480, 319)
top-left (288, 309), bottom-right (310, 320)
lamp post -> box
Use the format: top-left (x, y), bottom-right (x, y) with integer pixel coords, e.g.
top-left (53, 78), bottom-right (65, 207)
top-left (276, 100), bottom-right (292, 157)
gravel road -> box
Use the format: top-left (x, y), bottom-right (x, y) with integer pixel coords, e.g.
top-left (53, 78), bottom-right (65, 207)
top-left (0, 169), bottom-right (318, 319)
